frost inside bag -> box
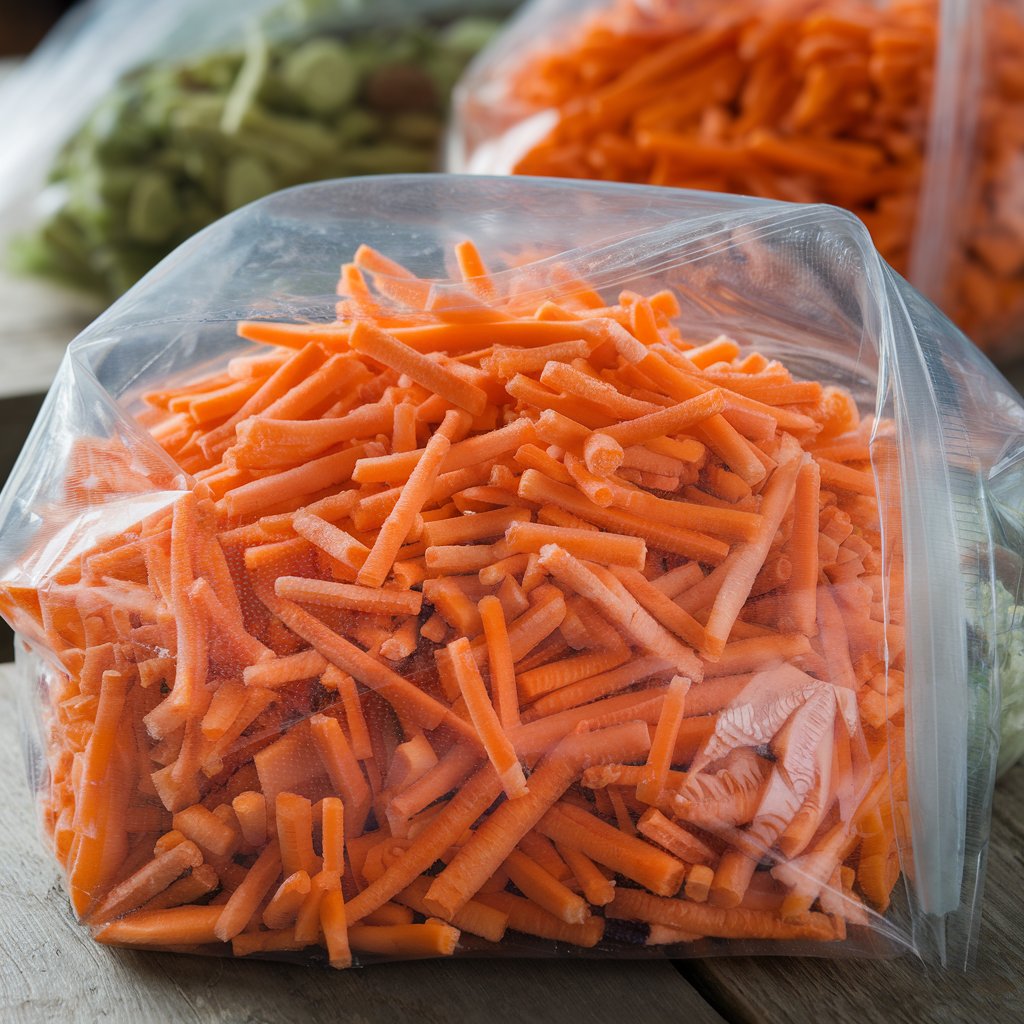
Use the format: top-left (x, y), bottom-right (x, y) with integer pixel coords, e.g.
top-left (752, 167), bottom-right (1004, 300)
top-left (448, 0), bottom-right (1024, 362)
top-left (0, 174), bottom-right (1020, 969)
top-left (0, 0), bottom-right (510, 298)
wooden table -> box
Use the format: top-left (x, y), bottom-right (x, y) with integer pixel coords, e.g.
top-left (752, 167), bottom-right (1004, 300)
top-left (0, 659), bottom-right (1020, 1023)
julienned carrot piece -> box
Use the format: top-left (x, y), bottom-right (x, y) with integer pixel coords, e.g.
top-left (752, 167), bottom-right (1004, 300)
top-left (271, 596), bottom-right (461, 738)
top-left (610, 566), bottom-right (705, 650)
top-left (476, 891), bottom-right (605, 948)
top-left (424, 722), bottom-right (651, 918)
top-left (518, 469), bottom-right (729, 564)
top-left (291, 510), bottom-right (370, 572)
top-left (516, 643), bottom-right (631, 703)
top-left (219, 445), bottom-right (368, 518)
top-left (87, 840), bottom-right (203, 924)
top-left (94, 905), bottom-right (225, 947)
top-left (263, 870), bottom-right (312, 930)
top-left (232, 792), bottom-right (267, 847)
top-left (636, 809), bottom-right (715, 865)
top-left (347, 920), bottom-right (460, 959)
top-left (242, 649), bottom-right (327, 689)
top-left (505, 520), bottom-right (646, 570)
top-left (320, 888), bottom-right (352, 969)
top-left (636, 676), bottom-right (691, 804)
top-left (214, 839), bottom-right (282, 941)
top-left (397, 876), bottom-right (508, 943)
top-left (557, 843), bottom-right (616, 906)
top-left (538, 544), bottom-right (703, 676)
top-left (351, 321), bottom-right (488, 417)
top-left (347, 766), bottom-right (504, 923)
top-left (448, 637), bottom-right (527, 800)
top-left (703, 441), bottom-right (804, 657)
top-left (308, 715), bottom-right (372, 838)
top-left (606, 889), bottom-right (838, 942)
top-left (275, 577), bottom-right (422, 617)
top-left (537, 803), bottom-right (686, 898)
top-left (19, 238), bottom-right (901, 963)
top-left (275, 792), bottom-right (321, 879)
top-left (478, 595), bottom-right (520, 730)
top-left (358, 412), bottom-right (458, 588)
top-left (238, 318), bottom-right (596, 355)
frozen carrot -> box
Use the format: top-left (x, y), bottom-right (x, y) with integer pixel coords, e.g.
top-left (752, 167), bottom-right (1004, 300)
top-left (263, 870), bottom-right (312, 930)
top-left (636, 675), bottom-right (691, 804)
top-left (232, 792), bottom-right (267, 848)
top-left (703, 441), bottom-right (804, 656)
top-left (478, 595), bottom-right (519, 730)
top-left (214, 840), bottom-right (282, 941)
top-left (424, 722), bottom-right (650, 918)
top-left (504, 849), bottom-right (589, 925)
top-left (448, 637), bottom-right (527, 800)
top-left (94, 905), bottom-right (225, 947)
top-left (538, 544), bottom-right (702, 676)
top-left (13, 235), bottom-right (906, 967)
top-left (537, 803), bottom-right (686, 897)
top-left (637, 809), bottom-right (714, 865)
top-left (308, 714), bottom-right (372, 838)
top-left (347, 920), bottom-right (460, 959)
top-left (506, 521), bottom-right (646, 570)
top-left (275, 577), bottom-right (422, 617)
top-left (477, 891), bottom-right (604, 948)
top-left (358, 413), bottom-right (464, 588)
top-left (397, 876), bottom-right (507, 943)
top-left (351, 322), bottom-right (488, 417)
top-left (320, 888), bottom-right (352, 969)
top-left (87, 840), bottom-right (203, 924)
top-left (607, 888), bottom-right (837, 942)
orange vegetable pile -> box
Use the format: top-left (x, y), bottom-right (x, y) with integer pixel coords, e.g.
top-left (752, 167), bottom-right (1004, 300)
top-left (470, 0), bottom-right (1024, 356)
top-left (1, 239), bottom-right (909, 964)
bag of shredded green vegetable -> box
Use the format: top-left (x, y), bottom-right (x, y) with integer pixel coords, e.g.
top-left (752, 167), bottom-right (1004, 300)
top-left (448, 0), bottom-right (1024, 364)
top-left (0, 0), bottom-right (512, 299)
top-left (0, 175), bottom-right (1020, 970)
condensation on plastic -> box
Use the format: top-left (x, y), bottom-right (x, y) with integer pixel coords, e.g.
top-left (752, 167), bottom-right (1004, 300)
top-left (0, 175), bottom-right (1021, 968)
top-left (447, 0), bottom-right (1024, 360)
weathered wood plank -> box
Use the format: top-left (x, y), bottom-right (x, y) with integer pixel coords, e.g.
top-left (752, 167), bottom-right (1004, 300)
top-left (0, 664), bottom-right (724, 1024)
top-left (680, 764), bottom-right (1024, 1024)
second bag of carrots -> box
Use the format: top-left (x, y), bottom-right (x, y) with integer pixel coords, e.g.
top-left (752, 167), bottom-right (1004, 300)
top-left (0, 174), bottom-right (1019, 970)
top-left (449, 0), bottom-right (1024, 362)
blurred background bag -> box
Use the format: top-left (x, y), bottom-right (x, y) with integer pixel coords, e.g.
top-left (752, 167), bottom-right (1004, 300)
top-left (0, 0), bottom-right (513, 298)
top-left (449, 0), bottom-right (1024, 362)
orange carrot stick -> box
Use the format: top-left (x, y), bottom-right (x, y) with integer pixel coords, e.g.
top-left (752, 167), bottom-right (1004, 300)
top-left (448, 637), bottom-right (527, 800)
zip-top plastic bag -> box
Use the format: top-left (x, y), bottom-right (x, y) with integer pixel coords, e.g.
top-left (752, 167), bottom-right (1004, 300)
top-left (0, 174), bottom-right (1019, 970)
top-left (448, 0), bottom-right (1024, 362)
top-left (0, 0), bottom-right (511, 299)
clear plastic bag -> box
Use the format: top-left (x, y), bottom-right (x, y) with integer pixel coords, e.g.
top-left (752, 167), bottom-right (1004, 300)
top-left (0, 174), bottom-right (1019, 970)
top-left (0, 0), bottom-right (511, 298)
top-left (448, 0), bottom-right (1024, 362)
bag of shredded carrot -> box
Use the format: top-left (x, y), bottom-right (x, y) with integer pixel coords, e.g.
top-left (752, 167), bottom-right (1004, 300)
top-left (447, 0), bottom-right (1024, 363)
top-left (0, 174), bottom-right (1020, 970)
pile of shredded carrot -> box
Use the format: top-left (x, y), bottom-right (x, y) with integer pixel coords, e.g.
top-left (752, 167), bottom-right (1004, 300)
top-left (1, 238), bottom-right (909, 965)
top-left (468, 0), bottom-right (1024, 356)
